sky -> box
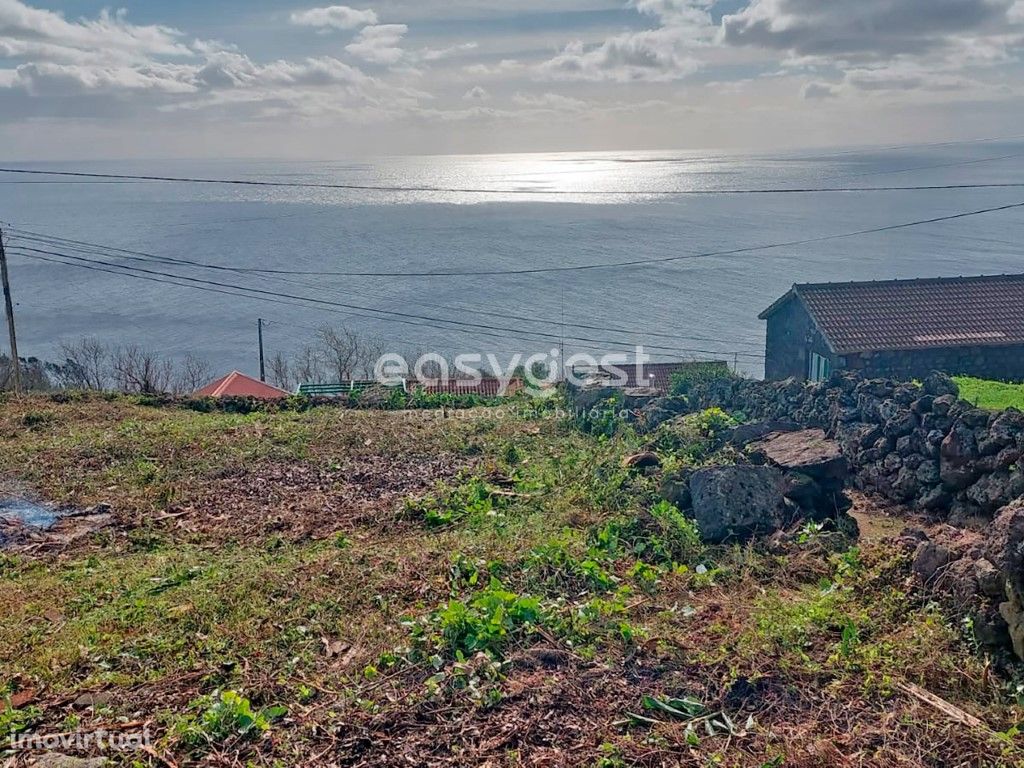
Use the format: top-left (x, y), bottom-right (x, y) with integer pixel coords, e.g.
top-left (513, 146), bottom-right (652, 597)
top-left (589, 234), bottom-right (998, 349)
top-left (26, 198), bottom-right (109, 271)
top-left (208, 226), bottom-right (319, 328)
top-left (1, 0), bottom-right (1023, 159)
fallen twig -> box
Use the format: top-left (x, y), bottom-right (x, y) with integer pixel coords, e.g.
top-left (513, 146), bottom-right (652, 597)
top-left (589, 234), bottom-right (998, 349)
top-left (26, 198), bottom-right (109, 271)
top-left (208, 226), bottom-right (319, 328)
top-left (897, 681), bottom-right (987, 730)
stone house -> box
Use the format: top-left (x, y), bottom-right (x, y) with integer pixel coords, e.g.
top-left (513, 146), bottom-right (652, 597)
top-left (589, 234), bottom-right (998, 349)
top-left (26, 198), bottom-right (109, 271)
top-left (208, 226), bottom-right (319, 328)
top-left (759, 274), bottom-right (1024, 382)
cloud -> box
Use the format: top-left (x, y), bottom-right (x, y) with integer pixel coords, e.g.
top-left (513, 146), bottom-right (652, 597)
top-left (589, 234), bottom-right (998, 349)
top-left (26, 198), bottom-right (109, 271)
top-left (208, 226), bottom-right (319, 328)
top-left (421, 42), bottom-right (478, 62)
top-left (801, 80), bottom-right (838, 99)
top-left (538, 28), bottom-right (702, 82)
top-left (463, 84), bottom-right (489, 100)
top-left (289, 5), bottom-right (378, 31)
top-left (721, 0), bottom-right (1016, 59)
top-left (512, 91), bottom-right (587, 111)
top-left (345, 24), bottom-right (408, 65)
top-left (634, 0), bottom-right (714, 28)
top-left (0, 0), bottom-right (191, 63)
top-left (537, 0), bottom-right (712, 82)
top-left (464, 59), bottom-right (522, 77)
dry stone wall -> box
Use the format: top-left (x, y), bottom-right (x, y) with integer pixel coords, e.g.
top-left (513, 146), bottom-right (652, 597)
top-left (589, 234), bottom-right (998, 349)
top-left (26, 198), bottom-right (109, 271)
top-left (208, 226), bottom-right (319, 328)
top-left (690, 372), bottom-right (1024, 526)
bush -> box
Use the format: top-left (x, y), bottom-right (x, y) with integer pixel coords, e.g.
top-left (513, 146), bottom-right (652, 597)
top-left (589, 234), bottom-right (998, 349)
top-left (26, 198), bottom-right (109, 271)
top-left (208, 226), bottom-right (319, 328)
top-left (669, 362), bottom-right (734, 396)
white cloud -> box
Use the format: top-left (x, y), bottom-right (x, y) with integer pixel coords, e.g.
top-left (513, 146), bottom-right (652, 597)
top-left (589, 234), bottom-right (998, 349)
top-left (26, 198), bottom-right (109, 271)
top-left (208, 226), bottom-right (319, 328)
top-left (1010, 0), bottom-right (1024, 21)
top-left (801, 80), bottom-right (838, 99)
top-left (537, 28), bottom-right (702, 82)
top-left (421, 42), bottom-right (478, 62)
top-left (289, 5), bottom-right (378, 31)
top-left (512, 91), bottom-right (587, 111)
top-left (0, 0), bottom-right (191, 63)
top-left (463, 84), bottom-right (489, 100)
top-left (345, 24), bottom-right (408, 65)
top-left (464, 59), bottom-right (522, 77)
top-left (537, 0), bottom-right (712, 83)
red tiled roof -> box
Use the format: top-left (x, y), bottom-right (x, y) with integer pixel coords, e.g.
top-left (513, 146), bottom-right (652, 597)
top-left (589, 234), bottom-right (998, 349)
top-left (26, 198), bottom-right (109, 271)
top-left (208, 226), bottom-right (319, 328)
top-left (760, 274), bottom-right (1024, 355)
top-left (196, 371), bottom-right (290, 399)
top-left (412, 378), bottom-right (524, 397)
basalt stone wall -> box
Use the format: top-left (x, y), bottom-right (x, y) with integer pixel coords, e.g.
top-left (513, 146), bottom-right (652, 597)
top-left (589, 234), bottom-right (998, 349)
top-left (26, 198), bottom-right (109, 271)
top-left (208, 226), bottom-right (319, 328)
top-left (843, 344), bottom-right (1024, 384)
top-left (690, 372), bottom-right (1024, 526)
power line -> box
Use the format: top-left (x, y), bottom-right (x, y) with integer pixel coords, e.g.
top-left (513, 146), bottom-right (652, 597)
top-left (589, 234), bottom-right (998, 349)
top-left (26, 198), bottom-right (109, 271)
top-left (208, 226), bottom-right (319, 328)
top-left (2, 166), bottom-right (1024, 196)
top-left (840, 151), bottom-right (1024, 180)
top-left (15, 198), bottom-right (1018, 279)
top-left (9, 245), bottom-right (764, 360)
top-left (3, 227), bottom-right (766, 351)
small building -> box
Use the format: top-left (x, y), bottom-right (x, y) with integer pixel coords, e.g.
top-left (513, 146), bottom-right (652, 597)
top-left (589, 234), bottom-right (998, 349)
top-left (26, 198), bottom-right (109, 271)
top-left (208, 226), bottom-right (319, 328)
top-left (196, 371), bottom-right (290, 399)
top-left (411, 378), bottom-right (524, 397)
top-left (760, 274), bottom-right (1024, 382)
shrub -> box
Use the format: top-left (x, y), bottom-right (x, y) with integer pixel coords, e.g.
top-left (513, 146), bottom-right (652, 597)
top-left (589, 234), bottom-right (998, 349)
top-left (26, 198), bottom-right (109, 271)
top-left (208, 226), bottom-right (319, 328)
top-left (669, 362), bottom-right (734, 396)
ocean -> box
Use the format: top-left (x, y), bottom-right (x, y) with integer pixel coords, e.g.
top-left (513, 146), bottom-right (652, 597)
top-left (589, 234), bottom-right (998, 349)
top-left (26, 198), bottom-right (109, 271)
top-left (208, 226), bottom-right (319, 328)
top-left (2, 143), bottom-right (1024, 380)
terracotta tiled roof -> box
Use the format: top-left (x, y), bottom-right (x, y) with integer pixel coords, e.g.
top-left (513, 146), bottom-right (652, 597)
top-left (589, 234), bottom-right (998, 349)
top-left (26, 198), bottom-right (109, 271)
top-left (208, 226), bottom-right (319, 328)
top-left (761, 274), bottom-right (1024, 355)
top-left (412, 378), bottom-right (524, 397)
top-left (196, 371), bottom-right (290, 399)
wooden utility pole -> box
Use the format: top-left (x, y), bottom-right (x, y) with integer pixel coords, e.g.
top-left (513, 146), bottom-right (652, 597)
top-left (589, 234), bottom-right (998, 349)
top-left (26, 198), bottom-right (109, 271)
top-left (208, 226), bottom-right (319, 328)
top-left (0, 227), bottom-right (20, 395)
top-left (258, 318), bottom-right (266, 382)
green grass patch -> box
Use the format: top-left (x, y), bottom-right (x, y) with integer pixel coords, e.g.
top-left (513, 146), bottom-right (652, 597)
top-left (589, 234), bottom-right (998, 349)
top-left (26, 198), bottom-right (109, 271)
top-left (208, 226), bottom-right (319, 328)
top-left (954, 376), bottom-right (1024, 411)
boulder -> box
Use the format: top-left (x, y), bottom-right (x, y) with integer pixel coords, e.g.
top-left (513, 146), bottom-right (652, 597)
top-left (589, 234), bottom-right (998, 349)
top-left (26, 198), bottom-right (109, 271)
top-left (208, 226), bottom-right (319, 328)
top-left (923, 371), bottom-right (959, 398)
top-left (622, 387), bottom-right (660, 410)
top-left (748, 429), bottom-right (848, 482)
top-left (912, 540), bottom-right (952, 581)
top-left (988, 501), bottom-right (1024, 595)
top-left (688, 465), bottom-right (787, 543)
top-left (726, 419), bottom-right (801, 448)
top-left (637, 396), bottom-right (690, 431)
top-left (572, 384), bottom-right (622, 412)
top-left (940, 420), bottom-right (980, 491)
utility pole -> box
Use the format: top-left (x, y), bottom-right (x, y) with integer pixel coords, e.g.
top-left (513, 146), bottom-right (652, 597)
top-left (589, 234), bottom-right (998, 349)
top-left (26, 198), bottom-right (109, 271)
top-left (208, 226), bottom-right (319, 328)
top-left (559, 287), bottom-right (566, 383)
top-left (257, 318), bottom-right (266, 382)
top-left (0, 227), bottom-right (20, 395)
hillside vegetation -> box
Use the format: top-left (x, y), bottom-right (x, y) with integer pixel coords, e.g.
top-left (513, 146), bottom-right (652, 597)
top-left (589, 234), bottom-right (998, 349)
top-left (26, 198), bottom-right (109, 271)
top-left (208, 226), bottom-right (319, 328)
top-left (0, 394), bottom-right (1021, 767)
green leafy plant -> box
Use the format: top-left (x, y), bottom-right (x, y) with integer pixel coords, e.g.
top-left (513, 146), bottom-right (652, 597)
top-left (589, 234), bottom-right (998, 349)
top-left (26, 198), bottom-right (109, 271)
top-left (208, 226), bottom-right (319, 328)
top-left (593, 500), bottom-right (702, 566)
top-left (177, 690), bottom-right (286, 748)
top-left (409, 579), bottom-right (543, 660)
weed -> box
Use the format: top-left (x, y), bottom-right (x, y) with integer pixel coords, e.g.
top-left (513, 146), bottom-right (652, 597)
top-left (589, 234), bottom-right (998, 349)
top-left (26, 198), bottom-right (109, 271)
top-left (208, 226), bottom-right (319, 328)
top-left (524, 537), bottom-right (617, 593)
top-left (176, 690), bottom-right (286, 749)
top-left (408, 579), bottom-right (543, 660)
top-left (0, 701), bottom-right (39, 744)
top-left (593, 500), bottom-right (702, 566)
top-left (403, 477), bottom-right (504, 527)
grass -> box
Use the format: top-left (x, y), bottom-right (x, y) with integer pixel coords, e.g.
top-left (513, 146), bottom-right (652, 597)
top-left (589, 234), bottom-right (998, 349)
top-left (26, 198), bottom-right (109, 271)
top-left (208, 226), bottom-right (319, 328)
top-left (0, 393), bottom-right (1022, 766)
top-left (954, 376), bottom-right (1024, 411)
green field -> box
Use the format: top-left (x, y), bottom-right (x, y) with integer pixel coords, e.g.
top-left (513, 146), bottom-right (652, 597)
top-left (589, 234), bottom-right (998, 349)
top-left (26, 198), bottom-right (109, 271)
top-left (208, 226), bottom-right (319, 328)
top-left (954, 376), bottom-right (1024, 410)
top-left (0, 395), bottom-right (1021, 766)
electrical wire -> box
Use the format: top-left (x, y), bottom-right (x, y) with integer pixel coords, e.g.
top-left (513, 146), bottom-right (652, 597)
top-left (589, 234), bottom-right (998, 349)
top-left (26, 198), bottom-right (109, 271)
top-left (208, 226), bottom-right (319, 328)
top-left (8, 245), bottom-right (765, 360)
top-left (3, 227), bottom-right (768, 351)
top-left (11, 198), bottom-right (1020, 279)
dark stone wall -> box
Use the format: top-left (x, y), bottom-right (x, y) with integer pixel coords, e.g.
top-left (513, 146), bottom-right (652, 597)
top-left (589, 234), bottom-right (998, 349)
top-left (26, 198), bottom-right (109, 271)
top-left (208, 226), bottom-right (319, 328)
top-left (764, 297), bottom-right (833, 381)
top-left (841, 344), bottom-right (1024, 383)
top-left (691, 372), bottom-right (1024, 526)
